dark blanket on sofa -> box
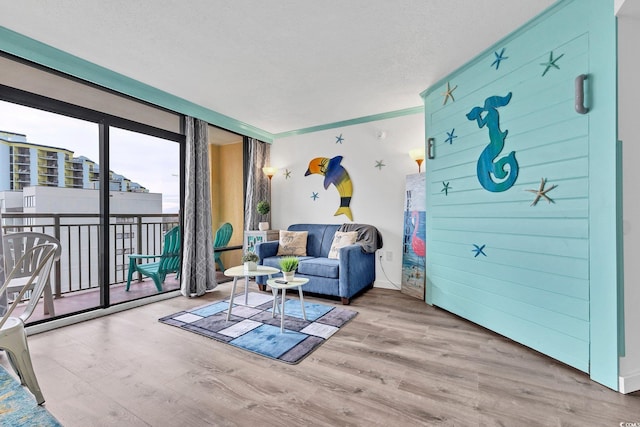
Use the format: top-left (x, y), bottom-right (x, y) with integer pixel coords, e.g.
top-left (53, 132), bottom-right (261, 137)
top-left (338, 223), bottom-right (383, 253)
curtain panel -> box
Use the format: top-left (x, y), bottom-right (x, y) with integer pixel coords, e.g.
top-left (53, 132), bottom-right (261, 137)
top-left (181, 117), bottom-right (216, 297)
top-left (244, 138), bottom-right (271, 231)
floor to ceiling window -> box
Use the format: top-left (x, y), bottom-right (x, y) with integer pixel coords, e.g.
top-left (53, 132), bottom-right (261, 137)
top-left (0, 66), bottom-right (185, 323)
top-left (108, 127), bottom-right (181, 303)
top-left (0, 98), bottom-right (103, 319)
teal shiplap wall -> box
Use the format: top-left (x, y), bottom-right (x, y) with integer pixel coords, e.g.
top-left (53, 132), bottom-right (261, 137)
top-left (421, 0), bottom-right (619, 389)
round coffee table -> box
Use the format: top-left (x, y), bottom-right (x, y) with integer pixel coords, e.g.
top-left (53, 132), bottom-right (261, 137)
top-left (266, 277), bottom-right (310, 332)
top-left (224, 265), bottom-right (279, 321)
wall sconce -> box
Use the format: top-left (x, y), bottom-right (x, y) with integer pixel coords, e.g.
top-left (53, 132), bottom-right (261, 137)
top-left (262, 166), bottom-right (278, 180)
top-left (409, 147), bottom-right (426, 173)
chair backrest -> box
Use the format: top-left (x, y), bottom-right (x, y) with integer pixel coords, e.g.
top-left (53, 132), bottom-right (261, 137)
top-left (158, 227), bottom-right (181, 273)
top-left (213, 223), bottom-right (233, 249)
top-left (3, 232), bottom-right (62, 279)
top-left (0, 242), bottom-right (58, 326)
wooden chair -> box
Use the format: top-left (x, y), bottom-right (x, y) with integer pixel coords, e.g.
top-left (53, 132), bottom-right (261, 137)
top-left (3, 232), bottom-right (62, 317)
top-left (0, 242), bottom-right (59, 405)
top-left (213, 222), bottom-right (233, 271)
top-left (126, 226), bottom-right (181, 292)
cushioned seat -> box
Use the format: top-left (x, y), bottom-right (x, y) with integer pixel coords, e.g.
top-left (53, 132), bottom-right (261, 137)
top-left (298, 257), bottom-right (339, 279)
top-left (262, 256), bottom-right (314, 270)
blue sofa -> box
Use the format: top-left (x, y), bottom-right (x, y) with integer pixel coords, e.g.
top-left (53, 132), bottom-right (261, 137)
top-left (255, 224), bottom-right (378, 304)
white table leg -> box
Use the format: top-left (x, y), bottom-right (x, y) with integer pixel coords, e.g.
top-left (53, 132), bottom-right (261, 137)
top-left (226, 277), bottom-right (238, 321)
top-left (280, 288), bottom-right (287, 333)
top-left (244, 274), bottom-right (249, 305)
top-left (271, 286), bottom-right (278, 317)
top-left (298, 286), bottom-right (307, 321)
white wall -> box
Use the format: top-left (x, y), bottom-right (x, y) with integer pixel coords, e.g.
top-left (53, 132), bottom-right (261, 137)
top-left (618, 11), bottom-right (640, 393)
top-left (270, 113), bottom-right (424, 290)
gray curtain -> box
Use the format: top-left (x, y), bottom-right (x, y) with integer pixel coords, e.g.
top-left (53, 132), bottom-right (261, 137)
top-left (181, 117), bottom-right (216, 297)
top-left (244, 138), bottom-right (271, 230)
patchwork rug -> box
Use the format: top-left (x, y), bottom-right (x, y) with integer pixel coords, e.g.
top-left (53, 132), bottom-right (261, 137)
top-left (160, 292), bottom-right (357, 364)
top-left (0, 364), bottom-right (62, 427)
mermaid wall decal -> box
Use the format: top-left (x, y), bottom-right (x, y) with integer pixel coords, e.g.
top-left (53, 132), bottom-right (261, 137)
top-left (466, 92), bottom-right (518, 192)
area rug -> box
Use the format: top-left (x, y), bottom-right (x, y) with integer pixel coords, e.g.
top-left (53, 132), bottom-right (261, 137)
top-left (0, 364), bottom-right (63, 427)
top-left (159, 292), bottom-right (357, 364)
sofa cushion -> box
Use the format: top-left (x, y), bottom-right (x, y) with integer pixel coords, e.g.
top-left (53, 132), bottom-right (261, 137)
top-left (328, 231), bottom-right (358, 259)
top-left (298, 257), bottom-right (340, 279)
top-left (276, 230), bottom-right (308, 256)
top-left (262, 255), bottom-right (314, 271)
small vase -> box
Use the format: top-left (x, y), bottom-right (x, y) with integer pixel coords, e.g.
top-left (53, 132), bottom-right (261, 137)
top-left (258, 222), bottom-right (269, 231)
top-left (283, 271), bottom-right (295, 281)
top-left (244, 261), bottom-right (257, 271)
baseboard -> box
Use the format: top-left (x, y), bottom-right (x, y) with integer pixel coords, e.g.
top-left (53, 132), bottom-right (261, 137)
top-left (374, 280), bottom-right (400, 290)
top-left (619, 372), bottom-right (640, 394)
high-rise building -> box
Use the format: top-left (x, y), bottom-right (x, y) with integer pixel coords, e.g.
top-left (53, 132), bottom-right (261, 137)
top-left (0, 130), bottom-right (148, 192)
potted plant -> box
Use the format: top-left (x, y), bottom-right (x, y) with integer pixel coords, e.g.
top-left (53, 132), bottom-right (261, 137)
top-left (242, 252), bottom-right (260, 271)
top-left (256, 200), bottom-right (270, 231)
top-left (279, 256), bottom-right (299, 281)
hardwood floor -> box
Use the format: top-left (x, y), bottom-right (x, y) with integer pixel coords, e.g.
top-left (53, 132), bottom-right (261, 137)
top-left (3, 283), bottom-right (639, 426)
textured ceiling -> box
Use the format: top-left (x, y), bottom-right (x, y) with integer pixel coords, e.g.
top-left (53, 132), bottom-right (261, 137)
top-left (0, 0), bottom-right (557, 135)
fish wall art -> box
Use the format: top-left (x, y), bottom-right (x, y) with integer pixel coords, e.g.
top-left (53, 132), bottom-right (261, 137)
top-left (305, 155), bottom-right (354, 220)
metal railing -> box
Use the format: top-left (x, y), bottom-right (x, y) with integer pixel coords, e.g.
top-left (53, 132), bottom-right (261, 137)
top-left (1, 213), bottom-right (179, 298)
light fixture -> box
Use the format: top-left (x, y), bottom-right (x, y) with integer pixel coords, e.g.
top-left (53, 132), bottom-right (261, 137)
top-left (409, 147), bottom-right (426, 173)
top-left (262, 166), bottom-right (278, 180)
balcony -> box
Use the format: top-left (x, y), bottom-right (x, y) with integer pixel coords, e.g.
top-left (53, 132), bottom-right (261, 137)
top-left (1, 213), bottom-right (235, 324)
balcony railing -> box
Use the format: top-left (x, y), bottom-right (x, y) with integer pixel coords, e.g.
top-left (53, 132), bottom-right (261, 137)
top-left (1, 213), bottom-right (180, 299)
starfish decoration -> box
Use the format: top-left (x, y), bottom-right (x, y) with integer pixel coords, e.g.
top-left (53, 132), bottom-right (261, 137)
top-left (335, 134), bottom-right (344, 144)
top-left (525, 178), bottom-right (558, 206)
top-left (472, 244), bottom-right (487, 258)
top-left (491, 48), bottom-right (508, 70)
top-left (374, 160), bottom-right (385, 170)
top-left (441, 81), bottom-right (457, 105)
top-left (441, 181), bottom-right (451, 196)
top-left (311, 192), bottom-right (319, 201)
top-left (445, 129), bottom-right (457, 145)
top-left (540, 51), bottom-right (564, 77)
top-left (284, 169), bottom-right (291, 179)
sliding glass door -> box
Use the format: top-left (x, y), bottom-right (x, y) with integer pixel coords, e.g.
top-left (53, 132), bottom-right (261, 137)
top-left (108, 127), bottom-right (181, 303)
top-left (0, 98), bottom-right (103, 320)
top-left (0, 85), bottom-right (184, 323)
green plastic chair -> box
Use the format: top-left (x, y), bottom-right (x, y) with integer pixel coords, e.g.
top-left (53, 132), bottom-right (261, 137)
top-left (126, 226), bottom-right (181, 292)
top-left (213, 222), bottom-right (233, 271)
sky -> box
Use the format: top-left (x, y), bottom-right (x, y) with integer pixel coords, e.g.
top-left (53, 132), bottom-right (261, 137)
top-left (0, 100), bottom-right (180, 213)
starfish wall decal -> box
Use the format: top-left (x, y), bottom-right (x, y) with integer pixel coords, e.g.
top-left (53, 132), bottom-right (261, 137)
top-left (445, 129), bottom-right (457, 145)
top-left (540, 51), bottom-right (564, 77)
top-left (311, 192), bottom-right (319, 201)
top-left (374, 160), bottom-right (385, 170)
top-left (525, 178), bottom-right (558, 206)
top-left (441, 81), bottom-right (457, 105)
top-left (472, 244), bottom-right (487, 257)
top-left (491, 48), bottom-right (508, 70)
top-left (441, 181), bottom-right (451, 196)
top-left (335, 134), bottom-right (344, 144)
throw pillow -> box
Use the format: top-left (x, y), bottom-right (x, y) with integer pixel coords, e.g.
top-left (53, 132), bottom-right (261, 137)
top-left (328, 231), bottom-right (358, 259)
top-left (277, 231), bottom-right (308, 256)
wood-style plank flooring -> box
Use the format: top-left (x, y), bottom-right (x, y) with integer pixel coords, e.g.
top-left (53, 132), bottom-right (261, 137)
top-left (2, 283), bottom-right (639, 426)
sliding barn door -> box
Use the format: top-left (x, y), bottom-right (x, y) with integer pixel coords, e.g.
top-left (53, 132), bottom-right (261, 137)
top-left (421, 0), bottom-right (618, 389)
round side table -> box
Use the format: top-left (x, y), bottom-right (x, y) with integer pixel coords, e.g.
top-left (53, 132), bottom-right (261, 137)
top-left (266, 277), bottom-right (310, 333)
top-left (224, 265), bottom-right (279, 321)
